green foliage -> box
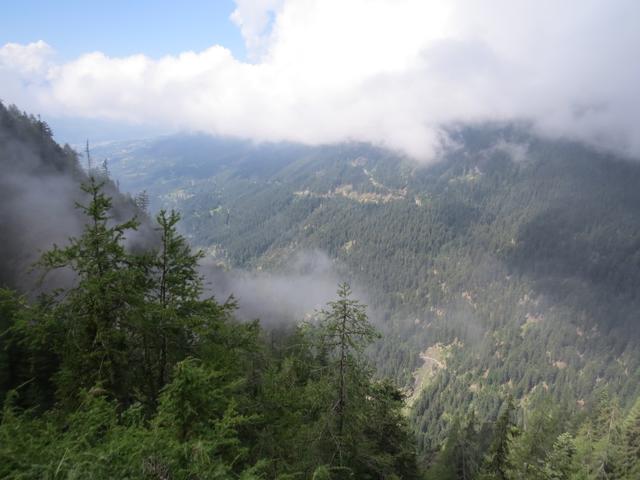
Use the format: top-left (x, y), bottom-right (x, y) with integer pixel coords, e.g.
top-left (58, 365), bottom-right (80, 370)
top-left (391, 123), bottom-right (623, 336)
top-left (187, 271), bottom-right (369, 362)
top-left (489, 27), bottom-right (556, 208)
top-left (427, 392), bottom-right (640, 480)
top-left (38, 176), bottom-right (145, 405)
top-left (573, 392), bottom-right (622, 479)
top-left (507, 400), bottom-right (569, 479)
top-left (290, 284), bottom-right (421, 479)
top-left (616, 397), bottom-right (640, 479)
top-left (134, 208), bottom-right (213, 408)
top-left (426, 413), bottom-right (482, 480)
top-left (480, 396), bottom-right (519, 480)
top-left (543, 433), bottom-right (577, 480)
top-left (0, 378), bottom-right (263, 479)
top-left (7, 118), bottom-right (640, 477)
top-left (98, 127), bottom-right (640, 465)
top-left (0, 180), bottom-right (420, 478)
top-left (317, 283), bottom-right (379, 458)
top-left (313, 465), bottom-right (332, 479)
top-left (0, 289), bottom-right (28, 405)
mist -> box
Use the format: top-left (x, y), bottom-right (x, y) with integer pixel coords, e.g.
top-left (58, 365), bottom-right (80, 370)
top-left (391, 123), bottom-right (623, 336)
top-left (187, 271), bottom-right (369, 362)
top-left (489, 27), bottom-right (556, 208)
top-left (200, 250), bottom-right (375, 327)
top-left (0, 118), bottom-right (83, 290)
top-left (0, 104), bottom-right (156, 291)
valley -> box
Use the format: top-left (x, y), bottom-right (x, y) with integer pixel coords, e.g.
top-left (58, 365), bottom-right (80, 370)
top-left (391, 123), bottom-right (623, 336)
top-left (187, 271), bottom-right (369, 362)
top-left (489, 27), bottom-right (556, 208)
top-left (3, 1), bottom-right (640, 477)
top-left (94, 124), bottom-right (640, 461)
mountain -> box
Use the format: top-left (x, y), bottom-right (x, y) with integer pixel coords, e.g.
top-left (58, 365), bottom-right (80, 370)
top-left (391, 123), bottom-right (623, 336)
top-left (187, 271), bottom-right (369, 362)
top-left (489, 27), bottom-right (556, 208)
top-left (95, 124), bottom-right (640, 459)
top-left (0, 102), bottom-right (153, 291)
top-left (5, 107), bottom-right (640, 475)
top-left (0, 105), bottom-right (422, 479)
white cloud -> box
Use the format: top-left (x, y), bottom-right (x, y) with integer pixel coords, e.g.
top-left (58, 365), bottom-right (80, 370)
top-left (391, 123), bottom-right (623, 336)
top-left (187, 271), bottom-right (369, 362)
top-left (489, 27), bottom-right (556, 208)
top-left (1, 0), bottom-right (639, 160)
top-left (230, 0), bottom-right (283, 60)
top-left (0, 40), bottom-right (54, 109)
top-left (0, 40), bottom-right (53, 73)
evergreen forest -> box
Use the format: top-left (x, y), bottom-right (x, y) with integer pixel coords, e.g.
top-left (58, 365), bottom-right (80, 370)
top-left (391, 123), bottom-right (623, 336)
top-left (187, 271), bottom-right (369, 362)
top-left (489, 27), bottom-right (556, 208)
top-left (3, 103), bottom-right (640, 479)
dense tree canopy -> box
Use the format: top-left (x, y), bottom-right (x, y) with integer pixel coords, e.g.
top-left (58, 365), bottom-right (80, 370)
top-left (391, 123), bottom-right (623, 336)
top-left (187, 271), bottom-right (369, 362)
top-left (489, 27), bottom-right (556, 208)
top-left (0, 178), bottom-right (420, 479)
top-left (3, 105), bottom-right (640, 478)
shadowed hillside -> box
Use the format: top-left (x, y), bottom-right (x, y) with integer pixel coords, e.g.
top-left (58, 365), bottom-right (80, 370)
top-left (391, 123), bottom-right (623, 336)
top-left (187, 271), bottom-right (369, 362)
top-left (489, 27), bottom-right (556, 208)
top-left (96, 126), bottom-right (640, 461)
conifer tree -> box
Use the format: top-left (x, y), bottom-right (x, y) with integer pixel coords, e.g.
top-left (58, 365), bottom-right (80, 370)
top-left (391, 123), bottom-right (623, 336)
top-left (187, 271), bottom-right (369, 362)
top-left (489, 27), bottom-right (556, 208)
top-left (574, 392), bottom-right (622, 479)
top-left (135, 190), bottom-right (150, 214)
top-left (428, 412), bottom-right (482, 480)
top-left (508, 400), bottom-right (564, 480)
top-left (38, 176), bottom-right (144, 405)
top-left (615, 397), bottom-right (640, 479)
top-left (480, 396), bottom-right (519, 480)
top-left (136, 209), bottom-right (211, 406)
top-left (318, 282), bottom-right (378, 466)
top-left (543, 432), bottom-right (577, 480)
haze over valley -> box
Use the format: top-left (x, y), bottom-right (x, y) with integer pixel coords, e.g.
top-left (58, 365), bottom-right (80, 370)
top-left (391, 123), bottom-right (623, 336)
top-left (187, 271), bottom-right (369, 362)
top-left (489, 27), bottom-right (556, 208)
top-left (2, 2), bottom-right (640, 478)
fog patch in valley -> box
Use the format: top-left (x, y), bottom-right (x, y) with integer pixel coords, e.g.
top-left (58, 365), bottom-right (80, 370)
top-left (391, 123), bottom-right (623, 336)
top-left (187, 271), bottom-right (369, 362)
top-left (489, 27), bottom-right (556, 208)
top-left (200, 250), bottom-right (375, 327)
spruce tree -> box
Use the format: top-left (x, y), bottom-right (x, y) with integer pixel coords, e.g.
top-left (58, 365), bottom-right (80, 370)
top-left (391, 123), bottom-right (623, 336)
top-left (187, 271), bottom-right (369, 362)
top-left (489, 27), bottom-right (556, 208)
top-left (135, 209), bottom-right (207, 406)
top-left (318, 282), bottom-right (378, 466)
top-left (480, 396), bottom-right (519, 480)
top-left (38, 176), bottom-right (144, 405)
top-left (543, 432), bottom-right (577, 480)
top-left (616, 397), bottom-right (640, 479)
top-left (574, 392), bottom-right (622, 479)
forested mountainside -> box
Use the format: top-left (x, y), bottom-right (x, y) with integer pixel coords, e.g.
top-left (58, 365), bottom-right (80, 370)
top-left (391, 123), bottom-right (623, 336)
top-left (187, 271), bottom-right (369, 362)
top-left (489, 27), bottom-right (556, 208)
top-left (0, 106), bottom-right (421, 478)
top-left (4, 105), bottom-right (640, 478)
top-left (0, 102), bottom-right (153, 292)
top-left (96, 125), bottom-right (640, 468)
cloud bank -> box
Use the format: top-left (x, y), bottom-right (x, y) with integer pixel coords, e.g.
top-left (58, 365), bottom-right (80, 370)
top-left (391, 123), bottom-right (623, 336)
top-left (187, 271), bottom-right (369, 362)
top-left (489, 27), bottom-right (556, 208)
top-left (201, 250), bottom-right (347, 326)
top-left (1, 0), bottom-right (639, 160)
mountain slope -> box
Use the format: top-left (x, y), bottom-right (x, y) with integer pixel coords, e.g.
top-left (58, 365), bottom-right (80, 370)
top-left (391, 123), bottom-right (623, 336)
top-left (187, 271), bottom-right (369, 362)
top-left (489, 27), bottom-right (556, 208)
top-left (0, 102), bottom-right (153, 291)
top-left (96, 125), bottom-right (640, 457)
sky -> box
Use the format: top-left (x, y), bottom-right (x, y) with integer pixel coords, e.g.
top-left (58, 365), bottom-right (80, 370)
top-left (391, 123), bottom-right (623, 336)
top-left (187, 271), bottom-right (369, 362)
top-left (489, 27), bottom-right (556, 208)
top-left (1, 0), bottom-right (639, 160)
top-left (1, 1), bottom-right (246, 61)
